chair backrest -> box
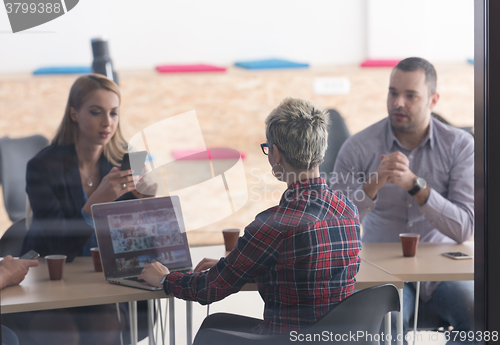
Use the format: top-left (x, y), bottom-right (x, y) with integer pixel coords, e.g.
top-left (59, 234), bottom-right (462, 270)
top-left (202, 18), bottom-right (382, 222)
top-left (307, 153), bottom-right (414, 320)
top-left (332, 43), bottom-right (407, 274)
top-left (319, 109), bottom-right (350, 184)
top-left (432, 112), bottom-right (474, 136)
top-left (304, 284), bottom-right (400, 345)
top-left (0, 218), bottom-right (29, 256)
top-left (0, 135), bottom-right (49, 222)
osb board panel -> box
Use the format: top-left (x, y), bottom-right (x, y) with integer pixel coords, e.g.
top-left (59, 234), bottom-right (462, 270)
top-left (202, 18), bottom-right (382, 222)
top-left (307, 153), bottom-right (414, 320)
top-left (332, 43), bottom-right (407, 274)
top-left (0, 64), bottom-right (474, 246)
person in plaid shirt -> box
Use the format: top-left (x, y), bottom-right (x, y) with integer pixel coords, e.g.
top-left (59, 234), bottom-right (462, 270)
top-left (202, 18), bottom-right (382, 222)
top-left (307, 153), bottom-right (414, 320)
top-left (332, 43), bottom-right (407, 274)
top-left (139, 97), bottom-right (361, 337)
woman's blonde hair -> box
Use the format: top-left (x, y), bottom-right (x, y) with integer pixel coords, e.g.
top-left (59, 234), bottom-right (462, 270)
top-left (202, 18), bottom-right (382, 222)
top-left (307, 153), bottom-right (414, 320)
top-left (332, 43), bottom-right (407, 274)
top-left (265, 97), bottom-right (329, 170)
top-left (52, 74), bottom-right (127, 166)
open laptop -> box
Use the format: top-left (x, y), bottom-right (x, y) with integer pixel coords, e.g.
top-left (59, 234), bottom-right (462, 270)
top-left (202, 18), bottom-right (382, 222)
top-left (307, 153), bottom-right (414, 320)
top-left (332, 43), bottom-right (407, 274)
top-left (92, 196), bottom-right (193, 291)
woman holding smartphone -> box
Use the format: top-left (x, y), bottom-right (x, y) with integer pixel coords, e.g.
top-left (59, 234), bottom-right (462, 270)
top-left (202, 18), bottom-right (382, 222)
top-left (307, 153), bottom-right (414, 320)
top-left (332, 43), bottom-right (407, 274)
top-left (12, 74), bottom-right (151, 345)
top-left (21, 74), bottom-right (140, 261)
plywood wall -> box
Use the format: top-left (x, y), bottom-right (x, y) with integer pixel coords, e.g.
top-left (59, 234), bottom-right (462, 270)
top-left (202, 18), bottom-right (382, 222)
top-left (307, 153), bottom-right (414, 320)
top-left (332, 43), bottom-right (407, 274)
top-left (0, 63), bottom-right (474, 245)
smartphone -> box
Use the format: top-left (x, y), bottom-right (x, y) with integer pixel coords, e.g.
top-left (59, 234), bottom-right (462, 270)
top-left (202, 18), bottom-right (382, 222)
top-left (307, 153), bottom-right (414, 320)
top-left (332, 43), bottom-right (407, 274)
top-left (120, 151), bottom-right (148, 173)
top-left (19, 250), bottom-right (40, 260)
top-left (441, 251), bottom-right (473, 260)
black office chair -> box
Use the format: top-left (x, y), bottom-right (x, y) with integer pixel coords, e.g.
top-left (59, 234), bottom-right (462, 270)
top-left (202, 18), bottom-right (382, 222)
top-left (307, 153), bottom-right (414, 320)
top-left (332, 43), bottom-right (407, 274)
top-left (319, 109), bottom-right (350, 184)
top-left (431, 112), bottom-right (474, 136)
top-left (0, 135), bottom-right (49, 222)
top-left (0, 218), bottom-right (29, 257)
top-left (193, 284), bottom-right (400, 345)
top-left (0, 135), bottom-right (49, 255)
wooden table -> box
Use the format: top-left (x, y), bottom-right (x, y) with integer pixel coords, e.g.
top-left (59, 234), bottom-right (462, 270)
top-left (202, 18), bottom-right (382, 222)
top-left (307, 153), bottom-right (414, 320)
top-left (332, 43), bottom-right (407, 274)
top-left (0, 257), bottom-right (165, 314)
top-left (359, 242), bottom-right (474, 282)
top-left (191, 245), bottom-right (405, 290)
top-left (0, 257), bottom-right (166, 345)
top-left (1, 246), bottom-right (406, 345)
top-left (359, 242), bottom-right (474, 345)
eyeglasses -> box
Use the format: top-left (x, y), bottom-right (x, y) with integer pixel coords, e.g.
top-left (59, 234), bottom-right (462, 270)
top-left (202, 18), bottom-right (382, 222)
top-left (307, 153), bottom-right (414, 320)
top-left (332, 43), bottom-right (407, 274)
top-left (261, 143), bottom-right (269, 155)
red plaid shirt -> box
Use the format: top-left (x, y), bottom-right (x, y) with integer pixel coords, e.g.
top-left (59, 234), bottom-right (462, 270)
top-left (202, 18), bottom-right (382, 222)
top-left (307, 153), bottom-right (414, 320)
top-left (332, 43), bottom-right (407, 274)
top-left (164, 177), bottom-right (361, 334)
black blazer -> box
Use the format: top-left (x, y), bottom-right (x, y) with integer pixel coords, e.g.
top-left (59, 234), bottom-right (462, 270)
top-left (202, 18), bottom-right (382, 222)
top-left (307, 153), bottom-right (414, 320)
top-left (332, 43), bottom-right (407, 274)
top-left (21, 144), bottom-right (134, 262)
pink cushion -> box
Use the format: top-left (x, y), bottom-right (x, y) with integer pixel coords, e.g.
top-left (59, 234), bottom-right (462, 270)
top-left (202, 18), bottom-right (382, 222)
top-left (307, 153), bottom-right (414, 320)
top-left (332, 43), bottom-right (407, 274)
top-left (360, 59), bottom-right (401, 67)
top-left (156, 64), bottom-right (226, 73)
top-left (172, 148), bottom-right (245, 160)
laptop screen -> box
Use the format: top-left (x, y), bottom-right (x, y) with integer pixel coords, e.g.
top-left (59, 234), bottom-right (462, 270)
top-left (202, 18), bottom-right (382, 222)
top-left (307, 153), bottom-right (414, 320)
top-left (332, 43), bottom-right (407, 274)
top-left (92, 196), bottom-right (192, 278)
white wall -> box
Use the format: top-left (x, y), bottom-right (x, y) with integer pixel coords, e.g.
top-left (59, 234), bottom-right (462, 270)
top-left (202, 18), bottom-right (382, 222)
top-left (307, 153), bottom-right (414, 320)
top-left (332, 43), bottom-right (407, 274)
top-left (0, 0), bottom-right (475, 73)
top-left (0, 0), bottom-right (367, 72)
top-left (367, 0), bottom-right (474, 61)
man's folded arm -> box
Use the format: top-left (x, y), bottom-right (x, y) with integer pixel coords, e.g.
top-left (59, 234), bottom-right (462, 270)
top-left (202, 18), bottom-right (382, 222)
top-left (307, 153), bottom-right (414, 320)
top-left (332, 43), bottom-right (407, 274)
top-left (419, 137), bottom-right (474, 243)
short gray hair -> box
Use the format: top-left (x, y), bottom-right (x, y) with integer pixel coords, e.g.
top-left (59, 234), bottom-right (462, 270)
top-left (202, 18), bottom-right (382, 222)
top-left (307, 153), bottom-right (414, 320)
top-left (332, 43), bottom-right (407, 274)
top-left (265, 98), bottom-right (329, 170)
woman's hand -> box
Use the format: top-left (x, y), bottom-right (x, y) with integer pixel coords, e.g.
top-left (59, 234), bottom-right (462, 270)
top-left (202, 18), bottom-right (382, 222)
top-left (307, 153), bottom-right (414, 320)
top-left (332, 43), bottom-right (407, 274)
top-left (138, 262), bottom-right (170, 288)
top-left (83, 167), bottom-right (135, 215)
top-left (194, 258), bottom-right (219, 272)
top-left (99, 167), bottom-right (137, 198)
top-left (131, 172), bottom-right (158, 199)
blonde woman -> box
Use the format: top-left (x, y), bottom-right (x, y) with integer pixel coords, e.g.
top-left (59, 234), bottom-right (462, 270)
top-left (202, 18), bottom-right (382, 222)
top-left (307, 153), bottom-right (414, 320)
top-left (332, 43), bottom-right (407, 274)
top-left (21, 74), bottom-right (141, 260)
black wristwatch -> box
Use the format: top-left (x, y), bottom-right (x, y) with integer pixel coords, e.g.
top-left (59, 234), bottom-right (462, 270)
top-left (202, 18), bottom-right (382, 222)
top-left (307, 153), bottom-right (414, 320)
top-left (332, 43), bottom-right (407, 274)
top-left (408, 177), bottom-right (427, 196)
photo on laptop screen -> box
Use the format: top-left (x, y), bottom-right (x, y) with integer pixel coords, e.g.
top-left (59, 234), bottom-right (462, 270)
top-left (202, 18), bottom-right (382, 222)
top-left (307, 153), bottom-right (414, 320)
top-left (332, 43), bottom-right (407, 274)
top-left (92, 196), bottom-right (192, 279)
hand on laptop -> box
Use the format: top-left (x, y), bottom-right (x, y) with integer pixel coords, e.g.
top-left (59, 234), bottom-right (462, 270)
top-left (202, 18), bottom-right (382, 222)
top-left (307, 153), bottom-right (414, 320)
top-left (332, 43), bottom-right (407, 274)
top-left (194, 258), bottom-right (219, 272)
top-left (138, 262), bottom-right (170, 288)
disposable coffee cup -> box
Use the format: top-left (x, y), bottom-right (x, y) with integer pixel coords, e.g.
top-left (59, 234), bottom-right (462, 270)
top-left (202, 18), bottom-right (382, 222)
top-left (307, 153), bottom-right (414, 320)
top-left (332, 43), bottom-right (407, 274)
top-left (399, 233), bottom-right (420, 257)
top-left (222, 229), bottom-right (240, 252)
top-left (45, 255), bottom-right (67, 280)
top-left (90, 247), bottom-right (103, 272)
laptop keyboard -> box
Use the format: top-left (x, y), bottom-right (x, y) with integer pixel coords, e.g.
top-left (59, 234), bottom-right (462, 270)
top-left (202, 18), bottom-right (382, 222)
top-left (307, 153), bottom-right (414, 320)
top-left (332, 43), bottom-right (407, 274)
top-left (123, 268), bottom-right (192, 283)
